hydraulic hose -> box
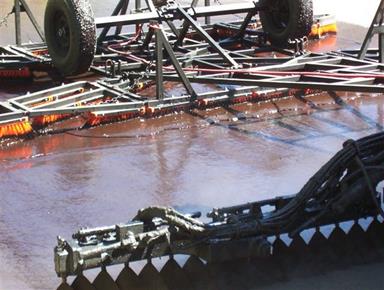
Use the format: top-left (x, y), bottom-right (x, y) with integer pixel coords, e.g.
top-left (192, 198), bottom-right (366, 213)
top-left (259, 132), bottom-right (384, 235)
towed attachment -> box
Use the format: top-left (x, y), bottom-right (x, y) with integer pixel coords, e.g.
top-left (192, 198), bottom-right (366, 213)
top-left (55, 132), bottom-right (384, 281)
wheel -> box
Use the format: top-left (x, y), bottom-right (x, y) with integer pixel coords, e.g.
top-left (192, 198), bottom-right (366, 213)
top-left (259, 0), bottom-right (313, 46)
top-left (44, 0), bottom-right (96, 76)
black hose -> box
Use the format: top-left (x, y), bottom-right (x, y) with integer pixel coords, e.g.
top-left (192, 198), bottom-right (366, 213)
top-left (258, 132), bottom-right (384, 234)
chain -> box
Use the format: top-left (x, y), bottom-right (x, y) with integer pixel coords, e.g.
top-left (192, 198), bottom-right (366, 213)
top-left (0, 11), bottom-right (13, 28)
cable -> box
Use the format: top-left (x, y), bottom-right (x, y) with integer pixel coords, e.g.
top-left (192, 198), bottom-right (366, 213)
top-left (106, 24), bottom-right (148, 63)
top-left (261, 132), bottom-right (384, 234)
top-left (353, 144), bottom-right (384, 218)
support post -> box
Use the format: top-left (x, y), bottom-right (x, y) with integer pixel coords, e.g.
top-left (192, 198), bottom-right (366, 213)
top-left (380, 33), bottom-right (384, 63)
top-left (12, 0), bottom-right (45, 45)
top-left (136, 0), bottom-right (142, 33)
top-left (142, 28), bottom-right (154, 49)
top-left (136, 0), bottom-right (142, 11)
top-left (236, 10), bottom-right (255, 38)
top-left (204, 0), bottom-right (210, 25)
top-left (175, 21), bottom-right (191, 47)
top-left (153, 24), bottom-right (197, 100)
top-left (175, 0), bottom-right (199, 47)
top-left (145, 0), bottom-right (156, 12)
top-left (155, 25), bottom-right (164, 99)
top-left (14, 0), bottom-right (21, 45)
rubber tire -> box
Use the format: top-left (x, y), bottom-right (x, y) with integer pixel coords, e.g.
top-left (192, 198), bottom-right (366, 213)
top-left (44, 0), bottom-right (96, 76)
top-left (259, 0), bottom-right (313, 46)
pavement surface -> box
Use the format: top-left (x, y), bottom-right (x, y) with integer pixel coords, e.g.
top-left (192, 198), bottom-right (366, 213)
top-left (0, 1), bottom-right (383, 290)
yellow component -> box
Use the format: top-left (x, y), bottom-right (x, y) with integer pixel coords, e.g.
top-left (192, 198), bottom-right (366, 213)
top-left (310, 15), bottom-right (337, 38)
top-left (310, 23), bottom-right (337, 37)
top-left (137, 82), bottom-right (144, 90)
top-left (32, 114), bottom-right (68, 127)
top-left (0, 120), bottom-right (33, 139)
top-left (16, 123), bottom-right (22, 135)
top-left (46, 95), bottom-right (55, 102)
top-left (23, 122), bottom-right (33, 133)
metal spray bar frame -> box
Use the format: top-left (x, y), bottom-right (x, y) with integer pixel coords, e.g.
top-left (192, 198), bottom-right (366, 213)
top-left (2, 48), bottom-right (384, 128)
top-left (0, 1), bottom-right (383, 136)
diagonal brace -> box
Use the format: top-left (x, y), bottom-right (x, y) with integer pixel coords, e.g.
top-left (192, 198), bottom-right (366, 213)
top-left (154, 24), bottom-right (197, 100)
top-left (177, 6), bottom-right (238, 67)
top-left (98, 0), bottom-right (129, 43)
top-left (359, 0), bottom-right (384, 62)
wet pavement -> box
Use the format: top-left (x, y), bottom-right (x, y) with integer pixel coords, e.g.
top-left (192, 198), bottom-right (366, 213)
top-left (0, 1), bottom-right (383, 290)
top-left (2, 92), bottom-right (383, 290)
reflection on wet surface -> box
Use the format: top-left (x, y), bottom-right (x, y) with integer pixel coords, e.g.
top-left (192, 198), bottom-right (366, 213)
top-left (0, 1), bottom-right (383, 289)
top-left (0, 89), bottom-right (383, 289)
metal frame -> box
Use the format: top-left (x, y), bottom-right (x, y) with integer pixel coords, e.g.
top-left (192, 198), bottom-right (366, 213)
top-left (359, 0), bottom-right (384, 62)
top-left (1, 2), bottom-right (384, 287)
top-left (2, 46), bottom-right (384, 129)
top-left (0, 0), bottom-right (383, 137)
